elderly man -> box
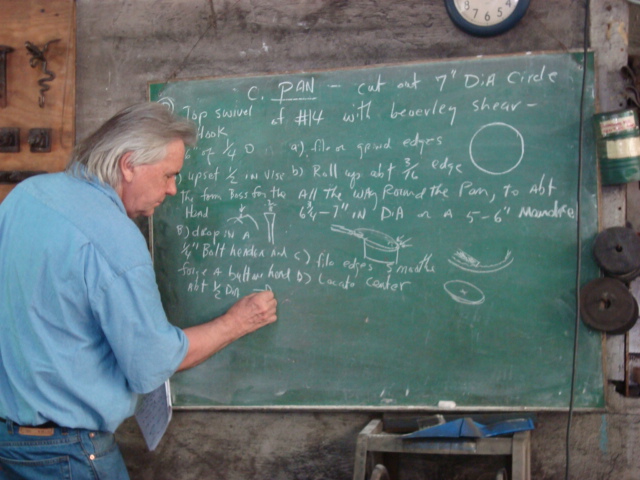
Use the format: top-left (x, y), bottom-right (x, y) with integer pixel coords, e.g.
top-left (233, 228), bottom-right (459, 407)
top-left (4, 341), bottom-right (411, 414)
top-left (0, 103), bottom-right (277, 480)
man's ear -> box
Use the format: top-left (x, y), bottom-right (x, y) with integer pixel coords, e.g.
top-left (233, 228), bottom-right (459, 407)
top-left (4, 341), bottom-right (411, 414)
top-left (119, 152), bottom-right (136, 183)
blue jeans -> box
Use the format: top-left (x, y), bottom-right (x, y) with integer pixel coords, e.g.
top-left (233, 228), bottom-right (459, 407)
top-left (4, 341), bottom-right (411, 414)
top-left (0, 419), bottom-right (129, 480)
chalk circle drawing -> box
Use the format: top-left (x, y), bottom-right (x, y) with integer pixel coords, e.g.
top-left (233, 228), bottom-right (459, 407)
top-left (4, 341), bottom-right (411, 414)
top-left (469, 122), bottom-right (524, 175)
top-left (444, 280), bottom-right (485, 306)
top-left (331, 224), bottom-right (411, 265)
top-left (448, 249), bottom-right (514, 274)
top-left (157, 96), bottom-right (176, 113)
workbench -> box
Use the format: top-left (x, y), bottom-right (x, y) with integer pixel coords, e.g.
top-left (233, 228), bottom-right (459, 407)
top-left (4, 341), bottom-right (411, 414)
top-left (353, 419), bottom-right (531, 480)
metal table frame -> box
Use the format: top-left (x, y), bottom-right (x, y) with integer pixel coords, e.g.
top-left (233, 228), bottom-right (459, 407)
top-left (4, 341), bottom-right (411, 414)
top-left (353, 419), bottom-right (531, 480)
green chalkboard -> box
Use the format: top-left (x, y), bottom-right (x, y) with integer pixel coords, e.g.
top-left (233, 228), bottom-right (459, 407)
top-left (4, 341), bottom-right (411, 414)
top-left (150, 51), bottom-right (604, 409)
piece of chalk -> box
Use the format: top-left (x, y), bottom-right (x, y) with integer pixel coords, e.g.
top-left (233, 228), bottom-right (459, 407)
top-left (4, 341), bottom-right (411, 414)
top-left (437, 400), bottom-right (456, 409)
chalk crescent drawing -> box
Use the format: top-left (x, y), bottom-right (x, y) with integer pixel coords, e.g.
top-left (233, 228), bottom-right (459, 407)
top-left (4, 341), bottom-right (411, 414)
top-left (448, 249), bottom-right (514, 274)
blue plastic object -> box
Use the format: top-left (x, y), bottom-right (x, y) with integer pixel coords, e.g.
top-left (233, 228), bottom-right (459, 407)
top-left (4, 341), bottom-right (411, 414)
top-left (403, 417), bottom-right (535, 439)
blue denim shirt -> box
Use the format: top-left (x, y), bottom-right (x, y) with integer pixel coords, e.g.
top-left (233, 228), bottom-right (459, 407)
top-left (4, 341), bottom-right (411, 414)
top-left (0, 171), bottom-right (188, 433)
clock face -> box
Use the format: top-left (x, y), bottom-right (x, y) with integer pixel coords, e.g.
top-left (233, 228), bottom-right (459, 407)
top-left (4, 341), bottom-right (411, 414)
top-left (454, 0), bottom-right (521, 27)
top-left (445, 0), bottom-right (531, 37)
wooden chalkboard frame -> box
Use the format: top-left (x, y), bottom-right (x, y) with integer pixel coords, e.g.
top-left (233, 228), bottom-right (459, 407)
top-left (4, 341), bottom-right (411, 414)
top-left (150, 50), bottom-right (605, 411)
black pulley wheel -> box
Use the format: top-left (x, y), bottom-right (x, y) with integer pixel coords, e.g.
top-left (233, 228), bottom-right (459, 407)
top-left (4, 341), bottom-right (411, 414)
top-left (580, 277), bottom-right (638, 334)
top-left (592, 226), bottom-right (640, 280)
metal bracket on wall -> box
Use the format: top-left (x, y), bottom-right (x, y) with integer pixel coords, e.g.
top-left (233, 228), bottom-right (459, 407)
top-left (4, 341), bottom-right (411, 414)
top-left (28, 128), bottom-right (51, 153)
top-left (0, 128), bottom-right (20, 153)
top-left (0, 171), bottom-right (46, 184)
top-left (0, 45), bottom-right (14, 108)
top-left (25, 39), bottom-right (60, 108)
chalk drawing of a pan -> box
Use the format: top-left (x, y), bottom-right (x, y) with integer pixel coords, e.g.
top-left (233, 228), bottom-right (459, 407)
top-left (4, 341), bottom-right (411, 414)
top-left (331, 224), bottom-right (411, 265)
top-left (448, 249), bottom-right (514, 274)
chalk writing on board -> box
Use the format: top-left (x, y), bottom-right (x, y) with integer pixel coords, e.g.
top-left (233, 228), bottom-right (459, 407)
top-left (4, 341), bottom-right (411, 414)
top-left (227, 205), bottom-right (259, 229)
top-left (159, 60), bottom-right (580, 302)
top-left (443, 280), bottom-right (486, 306)
top-left (448, 249), bottom-right (514, 274)
top-left (330, 225), bottom-right (412, 266)
top-left (151, 52), bottom-right (604, 409)
top-left (469, 123), bottom-right (524, 175)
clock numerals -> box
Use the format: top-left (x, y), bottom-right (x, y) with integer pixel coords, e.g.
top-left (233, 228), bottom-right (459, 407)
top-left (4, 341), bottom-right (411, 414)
top-left (445, 0), bottom-right (530, 37)
top-left (456, 0), bottom-right (518, 27)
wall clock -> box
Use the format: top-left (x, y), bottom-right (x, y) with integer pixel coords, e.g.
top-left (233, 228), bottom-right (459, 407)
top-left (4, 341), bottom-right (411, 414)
top-left (444, 0), bottom-right (531, 37)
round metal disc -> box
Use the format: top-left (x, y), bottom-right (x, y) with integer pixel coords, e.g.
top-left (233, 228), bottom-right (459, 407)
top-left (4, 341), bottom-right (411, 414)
top-left (593, 227), bottom-right (640, 280)
top-left (580, 277), bottom-right (638, 334)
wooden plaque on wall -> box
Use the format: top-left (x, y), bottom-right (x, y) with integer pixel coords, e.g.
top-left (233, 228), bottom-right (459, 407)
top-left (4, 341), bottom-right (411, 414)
top-left (0, 0), bottom-right (75, 202)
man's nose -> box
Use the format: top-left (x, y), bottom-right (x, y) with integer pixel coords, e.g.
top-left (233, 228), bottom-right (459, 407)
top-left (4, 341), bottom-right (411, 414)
top-left (167, 178), bottom-right (178, 196)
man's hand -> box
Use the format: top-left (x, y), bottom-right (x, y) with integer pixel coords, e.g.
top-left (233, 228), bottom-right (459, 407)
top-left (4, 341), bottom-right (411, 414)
top-left (222, 291), bottom-right (278, 336)
top-left (178, 291), bottom-right (278, 371)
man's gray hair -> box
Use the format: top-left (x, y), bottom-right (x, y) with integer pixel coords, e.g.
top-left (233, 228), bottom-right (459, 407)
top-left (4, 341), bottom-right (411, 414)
top-left (67, 102), bottom-right (197, 188)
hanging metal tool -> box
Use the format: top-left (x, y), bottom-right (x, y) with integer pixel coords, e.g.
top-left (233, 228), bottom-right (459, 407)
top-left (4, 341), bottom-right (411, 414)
top-left (0, 45), bottom-right (14, 108)
top-left (0, 171), bottom-right (46, 184)
top-left (621, 63), bottom-right (640, 109)
top-left (0, 127), bottom-right (20, 153)
top-left (25, 39), bottom-right (60, 108)
top-left (28, 128), bottom-right (51, 153)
